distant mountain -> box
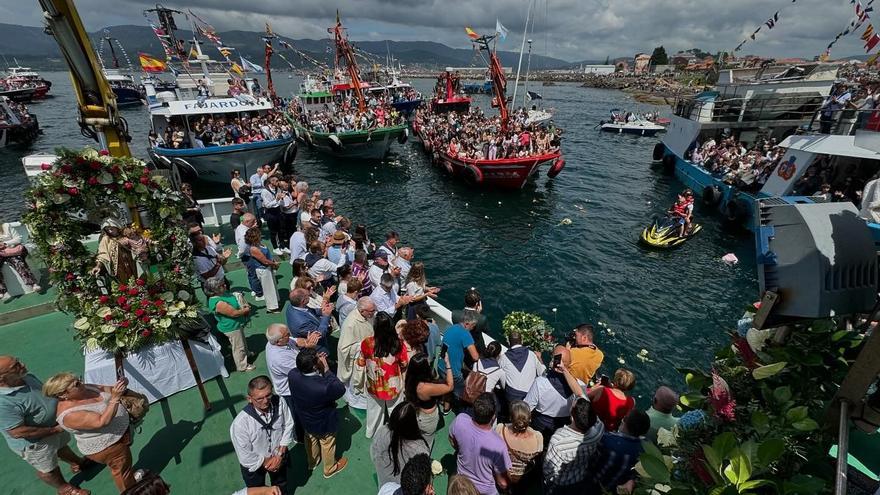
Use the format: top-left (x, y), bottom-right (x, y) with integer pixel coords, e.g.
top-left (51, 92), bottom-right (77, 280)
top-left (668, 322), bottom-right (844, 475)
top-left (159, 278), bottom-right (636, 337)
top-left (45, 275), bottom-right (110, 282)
top-left (0, 23), bottom-right (570, 70)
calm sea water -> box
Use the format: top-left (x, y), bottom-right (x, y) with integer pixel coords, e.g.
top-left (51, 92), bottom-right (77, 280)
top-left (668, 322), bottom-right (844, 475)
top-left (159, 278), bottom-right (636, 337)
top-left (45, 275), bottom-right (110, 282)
top-left (0, 71), bottom-right (757, 402)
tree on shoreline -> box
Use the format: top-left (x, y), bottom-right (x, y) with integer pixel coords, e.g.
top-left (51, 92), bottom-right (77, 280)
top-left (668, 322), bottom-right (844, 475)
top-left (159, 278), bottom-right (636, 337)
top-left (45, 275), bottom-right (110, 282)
top-left (650, 46), bottom-right (668, 66)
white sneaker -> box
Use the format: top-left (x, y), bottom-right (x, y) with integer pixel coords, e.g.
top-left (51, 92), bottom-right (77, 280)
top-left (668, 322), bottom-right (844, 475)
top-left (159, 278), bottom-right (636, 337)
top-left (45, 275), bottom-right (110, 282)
top-left (254, 295), bottom-right (265, 301)
top-left (1, 293), bottom-right (10, 301)
top-left (282, 248), bottom-right (291, 254)
top-left (273, 248), bottom-right (283, 256)
top-left (30, 285), bottom-right (41, 292)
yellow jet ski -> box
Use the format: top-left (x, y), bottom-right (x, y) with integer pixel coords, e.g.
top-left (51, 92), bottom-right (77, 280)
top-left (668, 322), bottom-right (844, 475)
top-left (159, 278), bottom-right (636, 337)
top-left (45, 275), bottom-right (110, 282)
top-left (639, 217), bottom-right (702, 249)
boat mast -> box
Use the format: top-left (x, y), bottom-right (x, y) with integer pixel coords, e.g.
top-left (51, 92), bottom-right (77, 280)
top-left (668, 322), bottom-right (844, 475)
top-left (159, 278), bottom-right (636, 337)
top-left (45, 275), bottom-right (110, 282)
top-left (511, 0), bottom-right (534, 108)
top-left (331, 11), bottom-right (366, 112)
top-left (523, 39), bottom-right (532, 107)
top-left (475, 34), bottom-right (509, 132)
top-left (264, 24), bottom-right (276, 100)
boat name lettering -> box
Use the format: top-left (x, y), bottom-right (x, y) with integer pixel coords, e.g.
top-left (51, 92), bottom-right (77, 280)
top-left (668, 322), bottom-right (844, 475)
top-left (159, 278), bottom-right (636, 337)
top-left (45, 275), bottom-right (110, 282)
top-left (182, 100), bottom-right (246, 110)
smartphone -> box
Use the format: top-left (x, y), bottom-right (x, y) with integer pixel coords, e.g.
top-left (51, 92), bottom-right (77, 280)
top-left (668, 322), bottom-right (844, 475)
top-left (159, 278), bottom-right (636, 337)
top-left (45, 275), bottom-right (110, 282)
top-left (440, 343), bottom-right (448, 360)
top-left (600, 374), bottom-right (610, 386)
top-left (552, 354), bottom-right (562, 368)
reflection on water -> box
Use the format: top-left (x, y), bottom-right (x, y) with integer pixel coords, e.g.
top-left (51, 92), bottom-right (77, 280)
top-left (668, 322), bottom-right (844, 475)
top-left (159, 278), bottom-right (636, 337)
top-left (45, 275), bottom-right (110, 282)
top-left (0, 72), bottom-right (757, 404)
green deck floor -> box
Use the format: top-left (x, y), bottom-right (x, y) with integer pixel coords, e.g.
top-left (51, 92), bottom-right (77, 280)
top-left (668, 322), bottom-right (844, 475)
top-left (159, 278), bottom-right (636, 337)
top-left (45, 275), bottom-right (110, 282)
top-left (0, 261), bottom-right (459, 495)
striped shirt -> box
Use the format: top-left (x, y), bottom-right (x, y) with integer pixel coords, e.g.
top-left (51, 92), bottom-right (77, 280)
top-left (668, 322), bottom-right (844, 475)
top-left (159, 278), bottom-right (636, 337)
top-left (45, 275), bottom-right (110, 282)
top-left (543, 422), bottom-right (605, 492)
top-left (589, 431), bottom-right (644, 490)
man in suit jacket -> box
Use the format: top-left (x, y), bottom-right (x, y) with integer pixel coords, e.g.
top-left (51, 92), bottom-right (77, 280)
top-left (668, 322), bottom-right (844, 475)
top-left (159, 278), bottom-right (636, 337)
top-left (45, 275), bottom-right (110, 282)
top-left (450, 288), bottom-right (489, 364)
top-left (285, 288), bottom-right (334, 354)
top-left (288, 349), bottom-right (348, 479)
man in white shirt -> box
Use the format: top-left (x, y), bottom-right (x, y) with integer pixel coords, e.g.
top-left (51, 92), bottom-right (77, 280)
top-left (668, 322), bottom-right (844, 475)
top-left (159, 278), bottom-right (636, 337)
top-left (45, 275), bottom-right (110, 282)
top-left (230, 376), bottom-right (294, 491)
top-left (260, 175), bottom-right (284, 256)
top-left (264, 324), bottom-right (306, 443)
top-left (288, 228), bottom-right (309, 263)
top-left (524, 346), bottom-right (586, 439)
top-left (393, 247), bottom-right (414, 282)
top-left (499, 331), bottom-right (546, 402)
top-left (235, 214), bottom-right (261, 297)
top-left (368, 252), bottom-right (401, 293)
top-left (370, 274), bottom-right (412, 317)
top-left (376, 231), bottom-right (399, 258)
top-left (543, 397), bottom-right (604, 494)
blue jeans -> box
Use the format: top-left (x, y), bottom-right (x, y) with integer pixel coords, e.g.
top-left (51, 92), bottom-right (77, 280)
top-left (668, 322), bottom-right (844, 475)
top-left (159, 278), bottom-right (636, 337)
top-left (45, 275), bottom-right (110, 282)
top-left (245, 262), bottom-right (261, 296)
top-left (252, 194), bottom-right (264, 221)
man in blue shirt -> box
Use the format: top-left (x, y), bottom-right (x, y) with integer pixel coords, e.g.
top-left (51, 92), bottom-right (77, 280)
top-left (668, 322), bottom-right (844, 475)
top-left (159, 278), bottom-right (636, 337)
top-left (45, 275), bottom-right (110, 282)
top-left (249, 163), bottom-right (278, 223)
top-left (284, 288), bottom-right (334, 355)
top-left (0, 356), bottom-right (89, 493)
top-left (437, 310), bottom-right (480, 404)
top-left (588, 409), bottom-right (650, 494)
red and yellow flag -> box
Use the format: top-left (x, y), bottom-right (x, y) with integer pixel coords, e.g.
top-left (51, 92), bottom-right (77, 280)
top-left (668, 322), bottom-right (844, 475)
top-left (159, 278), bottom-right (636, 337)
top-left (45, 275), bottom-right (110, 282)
top-left (465, 26), bottom-right (479, 39)
top-left (138, 53), bottom-right (166, 73)
top-left (230, 63), bottom-right (244, 76)
top-left (862, 24), bottom-right (875, 41)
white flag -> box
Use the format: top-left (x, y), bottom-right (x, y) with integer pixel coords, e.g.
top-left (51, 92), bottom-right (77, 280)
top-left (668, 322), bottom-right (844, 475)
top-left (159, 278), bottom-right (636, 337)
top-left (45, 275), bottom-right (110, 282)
top-left (240, 56), bottom-right (264, 73)
top-left (496, 19), bottom-right (509, 41)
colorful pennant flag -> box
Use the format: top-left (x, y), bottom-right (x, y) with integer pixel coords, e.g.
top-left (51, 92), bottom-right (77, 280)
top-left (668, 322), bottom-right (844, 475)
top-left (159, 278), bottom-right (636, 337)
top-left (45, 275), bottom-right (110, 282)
top-left (138, 52), bottom-right (166, 73)
top-left (868, 52), bottom-right (880, 65)
top-left (218, 46), bottom-right (235, 57)
top-left (240, 56), bottom-right (264, 73)
top-left (765, 12), bottom-right (779, 29)
top-left (465, 26), bottom-right (479, 39)
top-left (863, 23), bottom-right (875, 40)
top-left (230, 63), bottom-right (243, 76)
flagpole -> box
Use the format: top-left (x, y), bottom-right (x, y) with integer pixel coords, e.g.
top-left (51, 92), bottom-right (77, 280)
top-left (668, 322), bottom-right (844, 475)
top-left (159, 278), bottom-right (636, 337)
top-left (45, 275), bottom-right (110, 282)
top-left (512, 0), bottom-right (533, 109)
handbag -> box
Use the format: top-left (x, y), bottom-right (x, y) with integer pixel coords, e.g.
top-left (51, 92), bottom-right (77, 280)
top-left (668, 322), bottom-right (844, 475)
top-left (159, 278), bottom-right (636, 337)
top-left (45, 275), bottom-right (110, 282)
top-left (119, 390), bottom-right (150, 426)
top-left (461, 370), bottom-right (488, 405)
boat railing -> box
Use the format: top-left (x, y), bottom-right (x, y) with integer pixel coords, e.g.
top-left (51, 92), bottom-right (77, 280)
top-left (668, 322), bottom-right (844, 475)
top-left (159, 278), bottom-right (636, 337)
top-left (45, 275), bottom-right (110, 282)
top-left (672, 94), bottom-right (825, 126)
top-left (799, 108), bottom-right (880, 137)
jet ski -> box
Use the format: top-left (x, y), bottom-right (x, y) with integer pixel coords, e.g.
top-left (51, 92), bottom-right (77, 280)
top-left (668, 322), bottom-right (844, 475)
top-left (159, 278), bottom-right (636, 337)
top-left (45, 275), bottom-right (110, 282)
top-left (639, 217), bottom-right (702, 249)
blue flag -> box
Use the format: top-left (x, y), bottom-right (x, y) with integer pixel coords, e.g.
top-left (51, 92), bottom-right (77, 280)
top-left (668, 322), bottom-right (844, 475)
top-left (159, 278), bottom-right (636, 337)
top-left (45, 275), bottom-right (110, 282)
top-left (240, 56), bottom-right (264, 73)
top-left (527, 90), bottom-right (542, 101)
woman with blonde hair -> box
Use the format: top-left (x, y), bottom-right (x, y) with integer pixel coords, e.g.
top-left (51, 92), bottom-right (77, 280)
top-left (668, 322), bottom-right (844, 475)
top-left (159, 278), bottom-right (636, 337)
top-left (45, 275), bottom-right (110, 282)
top-left (43, 373), bottom-right (136, 492)
top-left (494, 401), bottom-right (543, 488)
top-left (588, 368), bottom-right (636, 431)
top-left (404, 262), bottom-right (440, 320)
top-left (447, 474), bottom-right (480, 495)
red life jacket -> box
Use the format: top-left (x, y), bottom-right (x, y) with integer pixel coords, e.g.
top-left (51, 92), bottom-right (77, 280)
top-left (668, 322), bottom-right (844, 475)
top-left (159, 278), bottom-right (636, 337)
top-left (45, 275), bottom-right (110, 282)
top-left (672, 201), bottom-right (688, 215)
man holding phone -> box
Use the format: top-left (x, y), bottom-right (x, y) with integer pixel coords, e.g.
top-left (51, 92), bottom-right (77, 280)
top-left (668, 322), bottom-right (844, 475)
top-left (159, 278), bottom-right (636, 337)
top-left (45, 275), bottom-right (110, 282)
top-left (437, 310), bottom-right (480, 408)
top-left (524, 346), bottom-right (588, 442)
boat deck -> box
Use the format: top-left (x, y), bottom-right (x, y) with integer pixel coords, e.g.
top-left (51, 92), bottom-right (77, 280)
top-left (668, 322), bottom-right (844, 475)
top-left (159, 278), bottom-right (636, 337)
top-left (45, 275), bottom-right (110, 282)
top-left (0, 231), bottom-right (467, 495)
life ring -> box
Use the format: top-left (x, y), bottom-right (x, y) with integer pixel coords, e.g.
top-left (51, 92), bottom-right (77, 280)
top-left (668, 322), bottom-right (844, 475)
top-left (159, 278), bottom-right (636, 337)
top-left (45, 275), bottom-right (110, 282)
top-left (464, 163), bottom-right (483, 185)
top-left (397, 128), bottom-right (408, 144)
top-left (661, 154), bottom-right (675, 172)
top-left (724, 198), bottom-right (750, 224)
top-left (328, 134), bottom-right (343, 151)
top-left (652, 143), bottom-right (665, 161)
top-left (547, 158), bottom-right (565, 178)
top-left (702, 185), bottom-right (723, 206)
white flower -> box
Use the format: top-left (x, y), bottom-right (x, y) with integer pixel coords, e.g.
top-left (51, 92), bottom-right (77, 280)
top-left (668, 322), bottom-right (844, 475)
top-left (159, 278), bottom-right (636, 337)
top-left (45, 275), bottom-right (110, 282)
top-left (73, 317), bottom-right (91, 331)
top-left (82, 148), bottom-right (99, 160)
top-left (431, 460), bottom-right (443, 475)
top-left (52, 193), bottom-right (70, 204)
top-left (98, 172), bottom-right (114, 185)
top-left (617, 356), bottom-right (626, 364)
top-left (746, 328), bottom-right (773, 353)
top-left (177, 290), bottom-right (191, 302)
top-left (657, 427), bottom-right (676, 447)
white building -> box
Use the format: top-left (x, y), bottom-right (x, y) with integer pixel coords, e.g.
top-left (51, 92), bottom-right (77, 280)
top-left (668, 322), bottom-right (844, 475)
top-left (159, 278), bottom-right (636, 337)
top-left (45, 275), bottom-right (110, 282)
top-left (582, 64), bottom-right (616, 75)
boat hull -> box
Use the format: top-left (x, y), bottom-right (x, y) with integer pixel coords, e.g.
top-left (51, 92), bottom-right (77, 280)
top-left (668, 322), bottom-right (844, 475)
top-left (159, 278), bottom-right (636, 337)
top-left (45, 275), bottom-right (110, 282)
top-left (148, 138), bottom-right (296, 185)
top-left (0, 115), bottom-right (40, 148)
top-left (0, 87), bottom-right (36, 102)
top-left (434, 151), bottom-right (560, 189)
top-left (391, 99), bottom-right (422, 116)
top-left (112, 86), bottom-right (145, 107)
top-left (293, 123), bottom-right (407, 160)
top-left (600, 123), bottom-right (663, 136)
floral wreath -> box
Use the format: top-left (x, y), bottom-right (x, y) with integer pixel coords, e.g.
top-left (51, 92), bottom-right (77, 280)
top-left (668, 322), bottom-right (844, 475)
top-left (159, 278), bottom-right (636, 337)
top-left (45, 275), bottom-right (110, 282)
top-left (23, 148), bottom-right (200, 353)
top-left (501, 311), bottom-right (556, 352)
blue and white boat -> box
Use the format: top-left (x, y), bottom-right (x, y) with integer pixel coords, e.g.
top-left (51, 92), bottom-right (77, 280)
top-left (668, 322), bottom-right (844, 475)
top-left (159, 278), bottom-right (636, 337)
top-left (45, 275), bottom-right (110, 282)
top-left (654, 63), bottom-right (839, 229)
top-left (97, 34), bottom-right (145, 108)
top-left (367, 65), bottom-right (423, 117)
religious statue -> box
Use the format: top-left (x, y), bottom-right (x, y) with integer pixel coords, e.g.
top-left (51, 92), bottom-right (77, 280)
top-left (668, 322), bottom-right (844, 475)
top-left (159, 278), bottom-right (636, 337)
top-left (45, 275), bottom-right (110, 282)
top-left (92, 218), bottom-right (137, 284)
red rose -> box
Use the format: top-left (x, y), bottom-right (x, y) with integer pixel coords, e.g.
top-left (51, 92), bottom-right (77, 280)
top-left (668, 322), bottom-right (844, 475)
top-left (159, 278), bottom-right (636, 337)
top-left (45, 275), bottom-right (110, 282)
top-left (135, 309), bottom-right (145, 317)
top-left (89, 161), bottom-right (102, 170)
top-left (154, 299), bottom-right (164, 306)
top-left (119, 284), bottom-right (128, 292)
top-left (136, 278), bottom-right (146, 286)
top-left (120, 321), bottom-right (130, 328)
top-left (159, 309), bottom-right (167, 316)
top-left (40, 163), bottom-right (51, 170)
top-left (139, 176), bottom-right (150, 185)
top-left (141, 316), bottom-right (150, 323)
top-left (87, 177), bottom-right (99, 186)
top-left (128, 288), bottom-right (139, 296)
top-left (103, 314), bottom-right (113, 322)
top-left (99, 149), bottom-right (110, 156)
top-left (110, 165), bottom-right (121, 175)
top-left (116, 296), bottom-right (127, 305)
top-left (141, 329), bottom-right (152, 337)
top-left (123, 182), bottom-right (134, 190)
top-left (67, 187), bottom-right (79, 196)
top-left (99, 295), bottom-right (110, 304)
top-left (121, 304), bottom-right (131, 312)
top-left (65, 272), bottom-right (75, 281)
top-left (60, 164), bottom-right (73, 174)
top-left (140, 299), bottom-right (151, 308)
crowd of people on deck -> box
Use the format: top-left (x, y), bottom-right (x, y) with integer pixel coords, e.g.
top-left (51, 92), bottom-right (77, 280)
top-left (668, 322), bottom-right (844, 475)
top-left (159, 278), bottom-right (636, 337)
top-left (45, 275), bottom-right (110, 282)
top-left (289, 93), bottom-right (406, 134)
top-left (415, 107), bottom-right (563, 161)
top-left (0, 98), bottom-right (34, 126)
top-left (686, 134), bottom-right (786, 191)
top-left (149, 112), bottom-right (291, 150)
top-left (0, 161), bottom-right (689, 495)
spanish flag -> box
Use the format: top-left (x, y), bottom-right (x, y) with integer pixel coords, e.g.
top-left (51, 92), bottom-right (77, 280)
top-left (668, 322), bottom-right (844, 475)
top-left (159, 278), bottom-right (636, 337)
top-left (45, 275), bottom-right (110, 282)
top-left (138, 53), bottom-right (166, 73)
top-left (465, 26), bottom-right (479, 39)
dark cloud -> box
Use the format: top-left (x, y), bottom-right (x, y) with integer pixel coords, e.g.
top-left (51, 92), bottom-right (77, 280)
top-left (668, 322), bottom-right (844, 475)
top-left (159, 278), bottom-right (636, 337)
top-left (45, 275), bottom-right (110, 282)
top-left (0, 0), bottom-right (871, 61)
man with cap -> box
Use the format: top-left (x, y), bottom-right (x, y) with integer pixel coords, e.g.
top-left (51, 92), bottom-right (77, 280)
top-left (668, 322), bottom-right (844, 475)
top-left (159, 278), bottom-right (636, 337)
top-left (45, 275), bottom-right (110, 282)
top-left (645, 386), bottom-right (679, 443)
top-left (368, 251), bottom-right (401, 293)
top-left (326, 231), bottom-right (349, 267)
top-left (370, 273), bottom-right (413, 317)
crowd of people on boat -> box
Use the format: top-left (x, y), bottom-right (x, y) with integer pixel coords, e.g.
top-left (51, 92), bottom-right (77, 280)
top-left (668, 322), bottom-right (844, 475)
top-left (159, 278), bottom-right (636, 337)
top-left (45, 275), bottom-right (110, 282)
top-left (149, 112), bottom-right (292, 149)
top-left (415, 106), bottom-right (562, 161)
top-left (0, 161), bottom-right (687, 495)
top-left (289, 94), bottom-right (405, 134)
top-left (0, 98), bottom-right (34, 126)
top-left (686, 134), bottom-right (785, 191)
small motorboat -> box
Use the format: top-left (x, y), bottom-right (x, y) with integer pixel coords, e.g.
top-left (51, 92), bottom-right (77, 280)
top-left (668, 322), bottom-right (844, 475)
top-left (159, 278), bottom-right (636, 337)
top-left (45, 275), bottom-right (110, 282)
top-left (639, 217), bottom-right (702, 249)
top-left (599, 109), bottom-right (666, 136)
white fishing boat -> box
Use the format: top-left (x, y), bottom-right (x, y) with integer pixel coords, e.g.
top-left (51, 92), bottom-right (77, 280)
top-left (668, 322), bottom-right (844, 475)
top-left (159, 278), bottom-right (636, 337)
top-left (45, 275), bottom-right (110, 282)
top-left (600, 109), bottom-right (666, 136)
top-left (142, 7), bottom-right (295, 186)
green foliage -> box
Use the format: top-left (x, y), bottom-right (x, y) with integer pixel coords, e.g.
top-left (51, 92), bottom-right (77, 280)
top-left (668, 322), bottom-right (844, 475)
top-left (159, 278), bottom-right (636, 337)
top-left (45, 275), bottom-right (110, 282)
top-left (636, 319), bottom-right (859, 494)
top-left (650, 46), bottom-right (669, 66)
top-left (500, 311), bottom-right (555, 352)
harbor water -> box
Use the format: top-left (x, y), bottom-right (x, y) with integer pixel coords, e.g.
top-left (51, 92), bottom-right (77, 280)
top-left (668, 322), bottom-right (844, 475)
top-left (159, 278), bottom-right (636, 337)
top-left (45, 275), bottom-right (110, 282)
top-left (0, 72), bottom-right (757, 403)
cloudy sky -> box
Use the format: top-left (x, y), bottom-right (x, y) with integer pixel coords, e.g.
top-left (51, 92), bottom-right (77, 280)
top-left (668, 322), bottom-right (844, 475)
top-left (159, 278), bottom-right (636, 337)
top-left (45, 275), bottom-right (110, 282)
top-left (0, 0), bottom-right (873, 61)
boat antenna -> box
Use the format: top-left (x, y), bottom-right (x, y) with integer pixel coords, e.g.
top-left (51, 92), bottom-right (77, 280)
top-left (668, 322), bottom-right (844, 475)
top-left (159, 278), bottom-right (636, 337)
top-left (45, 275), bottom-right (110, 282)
top-left (523, 39), bottom-right (532, 108)
top-left (511, 0), bottom-right (534, 107)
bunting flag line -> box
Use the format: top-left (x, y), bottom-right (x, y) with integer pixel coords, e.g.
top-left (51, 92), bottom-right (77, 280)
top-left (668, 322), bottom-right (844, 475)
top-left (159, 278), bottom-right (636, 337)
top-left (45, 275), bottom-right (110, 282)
top-left (465, 26), bottom-right (479, 39)
top-left (825, 0), bottom-right (874, 58)
top-left (230, 62), bottom-right (243, 76)
top-left (868, 52), bottom-right (880, 65)
top-left (240, 56), bottom-right (264, 73)
top-left (496, 19), bottom-right (509, 41)
top-left (138, 52), bottom-right (167, 73)
top-left (866, 33), bottom-right (880, 50)
top-left (863, 23), bottom-right (875, 40)
top-left (734, 4), bottom-right (795, 52)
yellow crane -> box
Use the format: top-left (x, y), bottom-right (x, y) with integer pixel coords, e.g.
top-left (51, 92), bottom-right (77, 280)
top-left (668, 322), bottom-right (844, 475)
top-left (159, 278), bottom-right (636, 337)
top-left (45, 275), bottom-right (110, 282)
top-left (37, 0), bottom-right (131, 157)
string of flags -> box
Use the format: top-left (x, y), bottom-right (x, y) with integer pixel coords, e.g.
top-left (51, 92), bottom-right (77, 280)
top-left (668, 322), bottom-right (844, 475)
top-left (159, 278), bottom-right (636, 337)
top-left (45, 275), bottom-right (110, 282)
top-left (734, 0), bottom-right (798, 53)
top-left (821, 0), bottom-right (874, 61)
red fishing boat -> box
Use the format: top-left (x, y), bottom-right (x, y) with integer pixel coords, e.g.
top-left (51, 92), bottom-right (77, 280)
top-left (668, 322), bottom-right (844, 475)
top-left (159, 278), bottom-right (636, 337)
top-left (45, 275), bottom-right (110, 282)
top-left (430, 71), bottom-right (471, 113)
top-left (413, 33), bottom-right (564, 189)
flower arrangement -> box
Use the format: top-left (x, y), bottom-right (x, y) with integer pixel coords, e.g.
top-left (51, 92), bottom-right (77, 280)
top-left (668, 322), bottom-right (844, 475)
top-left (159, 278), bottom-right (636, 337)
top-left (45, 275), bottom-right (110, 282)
top-left (23, 148), bottom-right (199, 353)
top-left (501, 311), bottom-right (555, 352)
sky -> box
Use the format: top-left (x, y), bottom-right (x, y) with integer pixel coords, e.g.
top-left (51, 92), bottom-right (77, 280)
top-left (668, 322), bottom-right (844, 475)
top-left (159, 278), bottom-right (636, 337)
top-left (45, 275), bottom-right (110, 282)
top-left (0, 0), bottom-right (874, 62)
